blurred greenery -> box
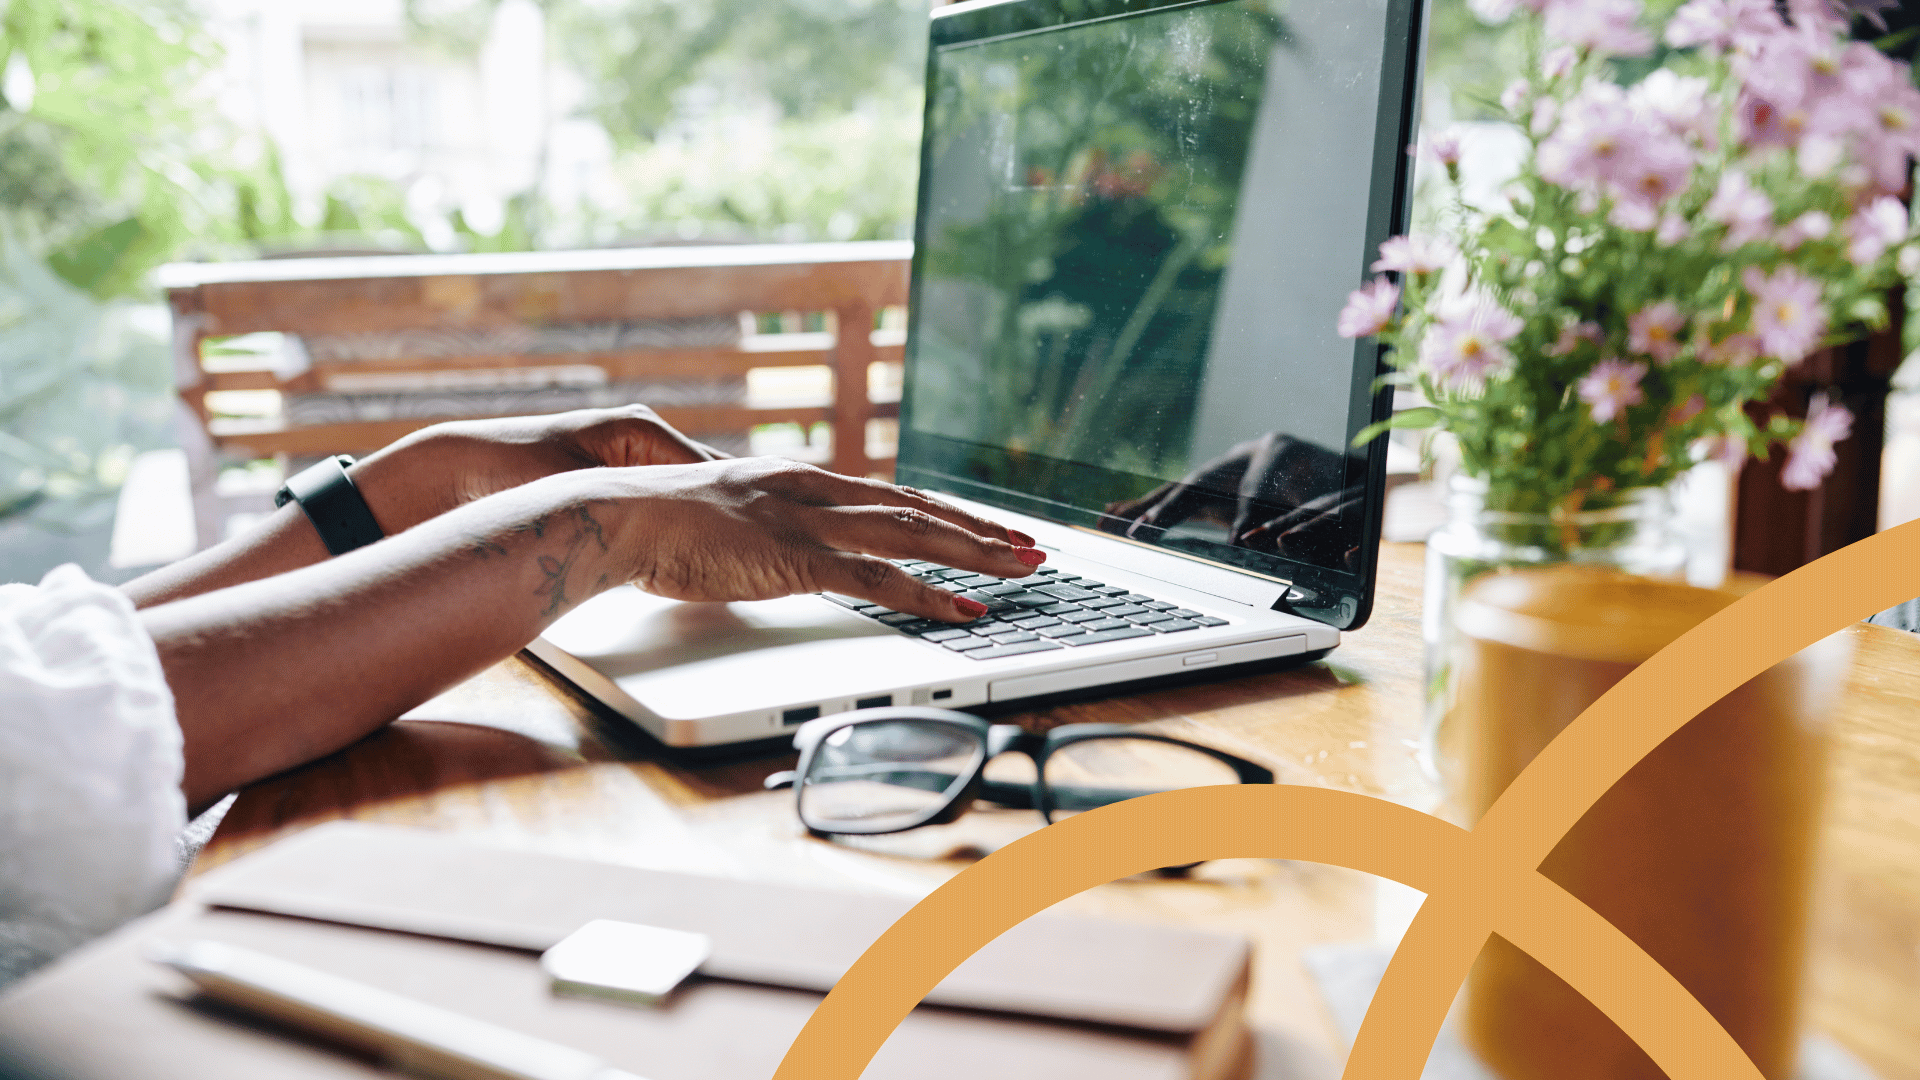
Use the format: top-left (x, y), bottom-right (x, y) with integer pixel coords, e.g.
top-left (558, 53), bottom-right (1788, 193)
top-left (0, 1), bottom-right (433, 538)
top-left (408, 0), bottom-right (929, 244)
top-left (0, 219), bottom-right (172, 533)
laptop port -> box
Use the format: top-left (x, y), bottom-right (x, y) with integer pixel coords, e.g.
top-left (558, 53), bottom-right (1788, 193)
top-left (782, 706), bottom-right (821, 725)
top-left (931, 689), bottom-right (953, 701)
top-left (856, 695), bottom-right (892, 709)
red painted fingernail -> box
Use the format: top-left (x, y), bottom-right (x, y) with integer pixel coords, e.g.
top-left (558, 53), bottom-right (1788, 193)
top-left (955, 597), bottom-right (989, 617)
top-left (1008, 529), bottom-right (1036, 546)
top-left (1014, 547), bottom-right (1046, 566)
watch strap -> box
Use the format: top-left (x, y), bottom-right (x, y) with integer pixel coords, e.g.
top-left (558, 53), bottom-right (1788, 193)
top-left (274, 455), bottom-right (385, 556)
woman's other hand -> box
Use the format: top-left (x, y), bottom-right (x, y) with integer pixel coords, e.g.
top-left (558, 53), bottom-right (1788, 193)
top-left (356, 405), bottom-right (725, 533)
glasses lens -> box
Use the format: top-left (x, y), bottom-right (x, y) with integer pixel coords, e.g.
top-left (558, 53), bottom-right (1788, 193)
top-left (1040, 736), bottom-right (1242, 820)
top-left (798, 719), bottom-right (983, 832)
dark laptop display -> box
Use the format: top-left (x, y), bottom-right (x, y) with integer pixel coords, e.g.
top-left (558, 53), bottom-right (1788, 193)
top-left (895, 0), bottom-right (1422, 630)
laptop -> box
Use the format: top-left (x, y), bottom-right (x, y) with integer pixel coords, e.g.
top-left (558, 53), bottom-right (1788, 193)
top-left (528, 0), bottom-right (1424, 748)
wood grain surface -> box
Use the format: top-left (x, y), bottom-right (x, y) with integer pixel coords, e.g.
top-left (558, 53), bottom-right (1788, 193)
top-left (193, 542), bottom-right (1920, 1079)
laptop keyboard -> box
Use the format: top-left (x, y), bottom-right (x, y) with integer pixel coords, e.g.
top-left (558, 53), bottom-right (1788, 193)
top-left (821, 563), bottom-right (1229, 661)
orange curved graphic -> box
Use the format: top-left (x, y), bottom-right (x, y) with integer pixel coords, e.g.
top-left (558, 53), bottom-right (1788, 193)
top-left (772, 518), bottom-right (1920, 1080)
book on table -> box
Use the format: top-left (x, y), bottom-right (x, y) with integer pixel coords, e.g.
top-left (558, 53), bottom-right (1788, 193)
top-left (0, 822), bottom-right (1255, 1080)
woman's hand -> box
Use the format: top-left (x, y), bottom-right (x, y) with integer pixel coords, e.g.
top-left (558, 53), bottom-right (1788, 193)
top-left (355, 406), bottom-right (725, 534)
top-left (607, 458), bottom-right (1044, 622)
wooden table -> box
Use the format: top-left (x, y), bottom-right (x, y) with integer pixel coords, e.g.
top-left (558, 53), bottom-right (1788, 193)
top-left (191, 542), bottom-right (1920, 1079)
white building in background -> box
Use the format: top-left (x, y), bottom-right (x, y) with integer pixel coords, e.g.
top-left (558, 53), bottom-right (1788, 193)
top-left (201, 0), bottom-right (616, 249)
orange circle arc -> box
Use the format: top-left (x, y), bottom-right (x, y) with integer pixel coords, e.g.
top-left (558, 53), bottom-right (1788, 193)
top-left (772, 517), bottom-right (1920, 1080)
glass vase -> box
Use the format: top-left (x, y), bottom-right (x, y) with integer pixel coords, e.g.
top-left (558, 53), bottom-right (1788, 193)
top-left (1421, 475), bottom-right (1687, 798)
top-left (1421, 474), bottom-right (1847, 1080)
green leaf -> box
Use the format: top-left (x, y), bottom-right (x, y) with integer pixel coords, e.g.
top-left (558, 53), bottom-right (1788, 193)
top-left (44, 217), bottom-right (146, 298)
top-left (1351, 406), bottom-right (1441, 447)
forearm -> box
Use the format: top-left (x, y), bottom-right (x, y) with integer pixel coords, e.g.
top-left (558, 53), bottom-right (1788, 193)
top-left (143, 471), bottom-right (632, 811)
top-left (120, 443), bottom-right (442, 610)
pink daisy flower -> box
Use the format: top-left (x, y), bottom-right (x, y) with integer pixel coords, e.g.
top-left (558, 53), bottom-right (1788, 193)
top-left (1743, 265), bottom-right (1826, 363)
top-left (1671, 394), bottom-right (1707, 425)
top-left (1578, 358), bottom-right (1648, 424)
top-left (1371, 233), bottom-right (1457, 276)
top-left (1781, 396), bottom-right (1854, 491)
top-left (1846, 196), bottom-right (1909, 266)
top-left (1542, 45), bottom-right (1579, 80)
top-left (1501, 78), bottom-right (1532, 115)
top-left (1705, 331), bottom-right (1763, 366)
top-left (1545, 0), bottom-right (1654, 57)
top-left (1702, 170), bottom-right (1775, 249)
top-left (1420, 290), bottom-right (1524, 392)
top-left (1693, 433), bottom-right (1750, 470)
top-left (1422, 127), bottom-right (1465, 167)
top-left (1337, 278), bottom-right (1401, 339)
top-left (1656, 211), bottom-right (1690, 246)
top-left (1628, 302), bottom-right (1687, 363)
top-left (1664, 0), bottom-right (1781, 54)
top-left (1546, 321), bottom-right (1603, 356)
top-left (1775, 210), bottom-right (1832, 251)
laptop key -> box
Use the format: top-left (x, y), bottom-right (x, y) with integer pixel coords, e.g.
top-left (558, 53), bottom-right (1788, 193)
top-left (976, 581), bottom-right (1026, 596)
top-left (959, 592), bottom-right (1020, 613)
top-left (1081, 618), bottom-right (1131, 632)
top-left (1063, 626), bottom-right (1154, 646)
top-left (921, 628), bottom-right (975, 642)
top-left (942, 636), bottom-right (995, 651)
top-left (1093, 585), bottom-right (1130, 595)
top-left (1008, 614), bottom-right (1060, 628)
top-left (1129, 611), bottom-right (1177, 625)
top-left (1104, 604), bottom-right (1148, 617)
top-left (987, 631), bottom-right (1039, 644)
top-left (965, 639), bottom-right (1065, 660)
top-left (1143, 601), bottom-right (1177, 611)
top-left (895, 620), bottom-right (949, 635)
top-left (1033, 583), bottom-right (1099, 602)
top-left (1036, 602), bottom-right (1084, 616)
top-left (1037, 623), bottom-right (1087, 638)
top-left (1150, 619), bottom-right (1200, 633)
top-left (1081, 596), bottom-right (1128, 609)
top-left (1122, 593), bottom-right (1156, 604)
top-left (952, 574), bottom-right (999, 588)
top-left (876, 612), bottom-right (920, 625)
top-left (1192, 616), bottom-right (1229, 627)
top-left (1058, 609), bottom-right (1105, 623)
top-left (1167, 608), bottom-right (1202, 618)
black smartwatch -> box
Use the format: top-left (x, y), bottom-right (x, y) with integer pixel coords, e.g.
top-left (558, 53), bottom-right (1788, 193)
top-left (273, 455), bottom-right (386, 556)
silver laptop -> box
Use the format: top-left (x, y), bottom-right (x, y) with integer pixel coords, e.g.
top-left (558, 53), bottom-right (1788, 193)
top-left (529, 0), bottom-right (1423, 748)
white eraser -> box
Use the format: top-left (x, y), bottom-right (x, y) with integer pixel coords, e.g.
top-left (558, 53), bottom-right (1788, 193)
top-left (540, 919), bottom-right (711, 1006)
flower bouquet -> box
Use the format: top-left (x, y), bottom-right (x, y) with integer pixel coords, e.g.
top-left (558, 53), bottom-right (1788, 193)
top-left (1341, 0), bottom-right (1918, 534)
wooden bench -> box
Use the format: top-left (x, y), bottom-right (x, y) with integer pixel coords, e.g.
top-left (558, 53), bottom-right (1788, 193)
top-left (159, 242), bottom-right (910, 548)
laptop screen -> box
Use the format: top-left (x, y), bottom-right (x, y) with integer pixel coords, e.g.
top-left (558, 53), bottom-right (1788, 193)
top-left (895, 0), bottom-right (1419, 630)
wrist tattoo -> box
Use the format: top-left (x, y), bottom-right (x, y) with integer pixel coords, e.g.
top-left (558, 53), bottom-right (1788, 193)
top-left (533, 504), bottom-right (610, 616)
top-left (467, 503), bottom-right (610, 616)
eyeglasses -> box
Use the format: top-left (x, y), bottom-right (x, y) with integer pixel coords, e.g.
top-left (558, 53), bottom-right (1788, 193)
top-left (766, 706), bottom-right (1273, 838)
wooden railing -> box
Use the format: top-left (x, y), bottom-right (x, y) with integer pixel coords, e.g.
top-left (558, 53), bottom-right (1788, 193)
top-left (160, 242), bottom-right (911, 547)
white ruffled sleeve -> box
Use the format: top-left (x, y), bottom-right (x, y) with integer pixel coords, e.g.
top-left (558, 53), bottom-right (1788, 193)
top-left (0, 564), bottom-right (185, 987)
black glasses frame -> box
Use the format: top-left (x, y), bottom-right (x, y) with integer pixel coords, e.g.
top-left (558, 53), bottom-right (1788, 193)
top-left (776, 706), bottom-right (1273, 837)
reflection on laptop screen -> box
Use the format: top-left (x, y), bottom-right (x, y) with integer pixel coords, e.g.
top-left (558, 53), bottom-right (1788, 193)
top-left (898, 0), bottom-right (1405, 615)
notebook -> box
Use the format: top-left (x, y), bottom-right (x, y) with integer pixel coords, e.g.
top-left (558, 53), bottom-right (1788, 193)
top-left (0, 823), bottom-right (1255, 1080)
top-left (528, 0), bottom-right (1425, 747)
